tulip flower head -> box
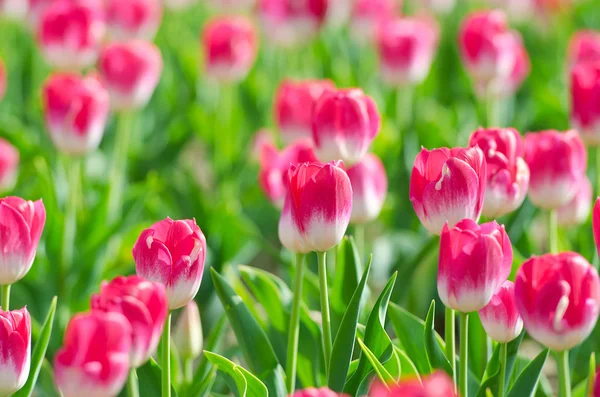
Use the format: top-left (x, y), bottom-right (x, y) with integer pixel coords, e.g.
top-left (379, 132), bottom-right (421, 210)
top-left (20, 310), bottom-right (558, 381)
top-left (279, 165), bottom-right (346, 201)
top-left (173, 301), bottom-right (203, 360)
top-left (370, 371), bottom-right (458, 397)
top-left (515, 252), bottom-right (600, 351)
top-left (557, 176), bottom-right (592, 227)
top-left (346, 153), bottom-right (388, 224)
top-left (568, 30), bottom-right (600, 68)
top-left (0, 307), bottom-right (30, 396)
top-left (0, 138), bottom-right (19, 193)
top-left (278, 161), bottom-right (352, 254)
top-left (592, 198), bottom-right (600, 258)
top-left (479, 280), bottom-right (523, 343)
top-left (349, 0), bottom-right (395, 44)
top-left (105, 0), bottom-right (163, 41)
top-left (292, 387), bottom-right (346, 397)
top-left (571, 61), bottom-right (600, 145)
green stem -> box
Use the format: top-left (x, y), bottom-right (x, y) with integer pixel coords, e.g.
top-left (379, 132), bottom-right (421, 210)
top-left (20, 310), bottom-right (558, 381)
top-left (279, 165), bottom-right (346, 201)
top-left (354, 224), bottom-right (365, 263)
top-left (127, 368), bottom-right (140, 397)
top-left (445, 307), bottom-right (456, 387)
top-left (557, 350), bottom-right (571, 397)
top-left (183, 358), bottom-right (194, 387)
top-left (317, 251), bottom-right (332, 378)
top-left (60, 156), bottom-right (80, 300)
top-left (499, 343), bottom-right (508, 397)
top-left (1, 284), bottom-right (10, 310)
top-left (549, 210), bottom-right (558, 254)
top-left (285, 253), bottom-right (306, 394)
top-left (161, 312), bottom-right (172, 397)
top-left (107, 112), bottom-right (134, 223)
top-left (460, 312), bottom-right (469, 397)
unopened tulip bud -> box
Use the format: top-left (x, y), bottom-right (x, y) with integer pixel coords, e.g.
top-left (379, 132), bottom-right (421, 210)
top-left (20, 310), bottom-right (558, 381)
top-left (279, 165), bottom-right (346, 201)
top-left (571, 61), bottom-right (600, 145)
top-left (346, 153), bottom-right (387, 224)
top-left (173, 301), bottom-right (202, 360)
top-left (259, 0), bottom-right (329, 47)
top-left (0, 307), bottom-right (30, 396)
top-left (479, 280), bottom-right (523, 343)
top-left (105, 0), bottom-right (162, 41)
top-left (0, 138), bottom-right (19, 193)
top-left (557, 177), bottom-right (592, 227)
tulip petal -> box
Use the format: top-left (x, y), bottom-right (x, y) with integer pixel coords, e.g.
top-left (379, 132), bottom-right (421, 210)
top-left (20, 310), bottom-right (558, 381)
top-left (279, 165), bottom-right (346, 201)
top-left (133, 229), bottom-right (172, 286)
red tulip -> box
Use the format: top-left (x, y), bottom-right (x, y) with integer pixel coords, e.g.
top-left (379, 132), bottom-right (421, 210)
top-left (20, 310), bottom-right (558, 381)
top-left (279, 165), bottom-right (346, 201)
top-left (479, 280), bottom-right (523, 343)
top-left (91, 275), bottom-right (168, 368)
top-left (274, 79), bottom-right (335, 144)
top-left (99, 40), bottom-right (163, 111)
top-left (312, 88), bottom-right (380, 166)
top-left (133, 217), bottom-right (207, 310)
top-left (369, 371), bottom-right (458, 397)
top-left (592, 198), bottom-right (600, 258)
top-left (468, 127), bottom-right (529, 218)
top-left (105, 0), bottom-right (162, 41)
top-left (0, 59), bottom-right (5, 101)
top-left (0, 307), bottom-right (30, 396)
top-left (173, 301), bottom-right (202, 360)
top-left (54, 312), bottom-right (131, 397)
top-left (42, 72), bottom-right (110, 155)
top-left (292, 387), bottom-right (347, 397)
top-left (346, 153), bottom-right (387, 224)
top-left (571, 61), bottom-right (600, 145)
top-left (0, 197), bottom-right (46, 285)
top-left (0, 138), bottom-right (18, 193)
top-left (0, 0), bottom-right (28, 19)
top-left (202, 17), bottom-right (257, 83)
top-left (524, 130), bottom-right (587, 210)
top-left (409, 146), bottom-right (486, 235)
top-left (515, 252), bottom-right (600, 351)
top-left (278, 161), bottom-right (352, 253)
top-left (568, 30), bottom-right (600, 68)
top-left (349, 0), bottom-right (395, 44)
top-left (557, 176), bottom-right (592, 227)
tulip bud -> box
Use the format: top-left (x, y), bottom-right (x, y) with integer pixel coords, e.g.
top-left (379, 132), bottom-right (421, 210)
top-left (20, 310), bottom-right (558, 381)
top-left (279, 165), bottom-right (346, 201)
top-left (346, 153), bottom-right (387, 224)
top-left (468, 127), bottom-right (529, 218)
top-left (376, 17), bottom-right (439, 87)
top-left (278, 161), bottom-right (352, 254)
top-left (133, 217), bottom-right (207, 310)
top-left (91, 275), bottom-right (168, 368)
top-left (410, 146), bottom-right (486, 235)
top-left (557, 176), bottom-right (592, 227)
top-left (99, 40), bottom-right (163, 111)
top-left (524, 130), bottom-right (587, 210)
top-left (54, 312), bottom-right (131, 397)
top-left (515, 252), bottom-right (600, 351)
top-left (478, 281), bottom-right (523, 343)
top-left (592, 198), bottom-right (600, 258)
top-left (162, 0), bottom-right (197, 10)
top-left (0, 197), bottom-right (46, 285)
top-left (274, 79), bottom-right (335, 145)
top-left (37, 2), bottom-right (105, 70)
top-left (370, 371), bottom-right (458, 397)
top-left (173, 301), bottom-right (202, 360)
top-left (0, 138), bottom-right (19, 193)
top-left (105, 0), bottom-right (162, 41)
top-left (0, 59), bottom-right (5, 101)
top-left (571, 61), bottom-right (600, 145)
top-left (438, 219), bottom-right (512, 313)
top-left (349, 0), bottom-right (395, 44)
top-left (568, 30), bottom-right (600, 68)
top-left (312, 88), bottom-right (380, 166)
top-left (0, 0), bottom-right (27, 20)
top-left (42, 73), bottom-right (110, 155)
top-left (202, 17), bottom-right (257, 83)
top-left (0, 307), bottom-right (30, 396)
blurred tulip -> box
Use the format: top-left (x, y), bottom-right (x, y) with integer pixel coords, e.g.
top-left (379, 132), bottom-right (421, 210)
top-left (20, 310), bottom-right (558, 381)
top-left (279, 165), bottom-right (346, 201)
top-left (592, 198), bottom-right (600, 257)
top-left (568, 30), bottom-right (600, 68)
top-left (133, 217), bottom-right (207, 310)
top-left (162, 0), bottom-right (197, 10)
top-left (278, 161), bottom-right (352, 253)
top-left (524, 130), bottom-right (587, 210)
top-left (42, 72), bottom-right (110, 155)
top-left (202, 17), bottom-right (257, 83)
top-left (515, 252), bottom-right (600, 351)
top-left (274, 79), bottom-right (335, 144)
top-left (0, 307), bottom-right (30, 396)
top-left (252, 128), bottom-right (276, 162)
top-left (0, 197), bottom-right (46, 285)
top-left (479, 280), bottom-right (523, 343)
top-left (377, 17), bottom-right (439, 87)
top-left (173, 301), bottom-right (202, 360)
top-left (99, 40), bottom-right (163, 111)
top-left (0, 0), bottom-right (28, 20)
top-left (369, 371), bottom-right (458, 396)
top-left (571, 61), bottom-right (600, 145)
top-left (349, 0), bottom-right (395, 44)
top-left (0, 59), bottom-right (5, 101)
top-left (346, 153), bottom-right (387, 224)
top-left (410, 146), bottom-right (486, 235)
top-left (557, 176), bottom-right (592, 227)
top-left (0, 138), bottom-right (18, 193)
top-left (292, 387), bottom-right (345, 397)
top-left (37, 1), bottom-right (105, 70)
top-left (105, 0), bottom-right (162, 41)
top-left (468, 127), bottom-right (529, 218)
top-left (91, 275), bottom-right (168, 368)
top-left (54, 312), bottom-right (131, 397)
top-left (312, 88), bottom-right (380, 166)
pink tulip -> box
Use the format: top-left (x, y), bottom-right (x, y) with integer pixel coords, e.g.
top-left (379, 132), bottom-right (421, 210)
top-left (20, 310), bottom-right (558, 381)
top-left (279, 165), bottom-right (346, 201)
top-left (568, 30), bottom-right (600, 67)
top-left (42, 72), bottom-right (110, 155)
top-left (479, 280), bottom-right (523, 343)
top-left (91, 275), bottom-right (168, 368)
top-left (557, 176), bottom-right (592, 227)
top-left (0, 59), bottom-right (5, 101)
top-left (0, 197), bottom-right (46, 285)
top-left (173, 301), bottom-right (202, 360)
top-left (370, 371), bottom-right (458, 397)
top-left (105, 0), bottom-right (162, 41)
top-left (0, 138), bottom-right (18, 193)
top-left (312, 88), bottom-right (380, 166)
top-left (133, 217), bottom-right (207, 310)
top-left (593, 198), bottom-right (600, 258)
top-left (37, 1), bottom-right (105, 70)
top-left (468, 127), bottom-right (529, 218)
top-left (346, 153), bottom-right (387, 224)
top-left (0, 0), bottom-right (28, 20)
top-left (515, 252), bottom-right (600, 351)
top-left (292, 387), bottom-right (347, 397)
top-left (274, 79), bottom-right (335, 144)
top-left (492, 33), bottom-right (530, 98)
top-left (524, 130), bottom-right (587, 210)
top-left (278, 161), bottom-right (352, 253)
top-left (349, 0), bottom-right (395, 44)
top-left (571, 61), bottom-right (600, 145)
top-left (0, 307), bottom-right (30, 396)
top-left (409, 146), bottom-right (486, 235)
top-left (438, 219), bottom-right (512, 313)
top-left (54, 312), bottom-right (131, 397)
top-left (99, 40), bottom-right (163, 111)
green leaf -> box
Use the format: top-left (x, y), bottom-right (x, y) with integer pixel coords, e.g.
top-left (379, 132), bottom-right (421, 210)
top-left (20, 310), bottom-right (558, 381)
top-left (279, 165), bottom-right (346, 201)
top-left (585, 352), bottom-right (596, 397)
top-left (469, 312), bottom-right (491, 378)
top-left (476, 331), bottom-right (525, 397)
top-left (423, 300), bottom-right (452, 375)
top-left (356, 338), bottom-right (396, 385)
top-left (204, 351), bottom-right (268, 397)
top-left (506, 349), bottom-right (549, 397)
top-left (188, 314), bottom-right (227, 395)
top-left (13, 296), bottom-right (57, 397)
top-left (136, 358), bottom-right (179, 397)
top-left (393, 345), bottom-right (420, 380)
top-left (331, 236), bottom-right (363, 333)
top-left (388, 302), bottom-right (432, 374)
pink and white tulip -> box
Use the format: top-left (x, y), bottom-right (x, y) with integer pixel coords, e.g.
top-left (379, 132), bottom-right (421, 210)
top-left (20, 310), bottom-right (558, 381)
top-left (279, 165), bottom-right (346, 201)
top-left (557, 176), bottom-right (592, 227)
top-left (515, 252), bottom-right (600, 351)
top-left (568, 30), bottom-right (600, 68)
top-left (0, 0), bottom-right (28, 20)
top-left (370, 371), bottom-right (458, 397)
top-left (571, 61), bottom-right (600, 145)
top-left (105, 0), bottom-right (162, 41)
top-left (0, 138), bottom-right (19, 193)
top-left (346, 153), bottom-right (387, 224)
top-left (409, 146), bottom-right (486, 235)
top-left (278, 161), bottom-right (352, 254)
top-left (292, 387), bottom-right (346, 397)
top-left (479, 280), bottom-right (523, 343)
top-left (349, 0), bottom-right (395, 44)
top-left (133, 217), bottom-right (207, 310)
top-left (0, 307), bottom-right (30, 396)
top-left (173, 301), bottom-right (202, 360)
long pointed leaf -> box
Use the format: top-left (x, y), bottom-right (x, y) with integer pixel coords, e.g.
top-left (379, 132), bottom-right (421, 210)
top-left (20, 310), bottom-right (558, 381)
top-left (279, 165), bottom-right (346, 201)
top-left (506, 349), bottom-right (549, 397)
top-left (423, 300), bottom-right (452, 375)
top-left (356, 338), bottom-right (396, 385)
top-left (388, 303), bottom-right (432, 375)
top-left (204, 351), bottom-right (268, 397)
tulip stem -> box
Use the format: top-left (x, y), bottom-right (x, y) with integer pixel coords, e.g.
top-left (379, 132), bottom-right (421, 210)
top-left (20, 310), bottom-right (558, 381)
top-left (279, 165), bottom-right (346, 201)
top-left (127, 368), bottom-right (140, 397)
top-left (317, 251), bottom-right (332, 377)
top-left (499, 343), bottom-right (508, 397)
top-left (445, 307), bottom-right (456, 387)
top-left (161, 312), bottom-right (172, 397)
top-left (183, 358), bottom-right (194, 387)
top-left (460, 312), bottom-right (469, 397)
top-left (60, 155), bottom-right (80, 299)
top-left (107, 111), bottom-right (134, 223)
top-left (0, 284), bottom-right (10, 310)
top-left (548, 210), bottom-right (558, 254)
top-left (286, 253), bottom-right (306, 394)
top-left (557, 350), bottom-right (571, 397)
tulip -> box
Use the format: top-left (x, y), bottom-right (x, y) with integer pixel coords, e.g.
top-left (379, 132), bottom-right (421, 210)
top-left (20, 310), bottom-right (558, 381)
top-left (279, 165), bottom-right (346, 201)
top-left (409, 146), bottom-right (486, 235)
top-left (98, 40), bottom-right (163, 111)
top-left (105, 0), bottom-right (162, 41)
top-left (54, 311), bottom-right (131, 397)
top-left (252, 128), bottom-right (276, 163)
top-left (594, 199), bottom-right (600, 258)
top-left (524, 130), bottom-right (587, 210)
top-left (42, 73), bottom-right (110, 155)
top-left (595, 367), bottom-right (600, 397)
top-left (202, 17), bottom-right (257, 83)
top-left (557, 176), bottom-right (592, 227)
top-left (292, 387), bottom-right (346, 397)
top-left (479, 281), bottom-right (523, 343)
top-left (468, 127), bottom-right (529, 218)
top-left (0, 307), bottom-right (30, 396)
top-left (274, 79), bottom-right (335, 144)
top-left (0, 59), bottom-right (5, 101)
top-left (0, 138), bottom-right (19, 193)
top-left (568, 30), bottom-right (600, 68)
top-left (162, 0), bottom-right (197, 10)
top-left (349, 0), bottom-right (395, 44)
top-left (346, 153), bottom-right (387, 224)
top-left (571, 61), bottom-right (600, 145)
top-left (312, 88), bottom-right (380, 166)
top-left (133, 217), bottom-right (207, 310)
top-left (173, 301), bottom-right (202, 360)
top-left (369, 371), bottom-right (458, 397)
top-left (490, 33), bottom-right (530, 98)
top-left (0, 0), bottom-right (27, 20)
top-left (0, 197), bottom-right (46, 285)
top-left (91, 275), bottom-right (168, 368)
top-left (37, 1), bottom-right (105, 70)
